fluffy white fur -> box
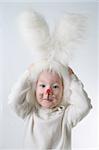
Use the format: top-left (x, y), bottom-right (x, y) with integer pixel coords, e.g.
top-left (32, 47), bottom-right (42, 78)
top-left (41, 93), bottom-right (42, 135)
top-left (8, 61), bottom-right (92, 121)
top-left (9, 10), bottom-right (91, 119)
top-left (52, 13), bottom-right (87, 65)
top-left (18, 10), bottom-right (87, 66)
top-left (18, 10), bottom-right (50, 57)
top-left (8, 60), bottom-right (71, 118)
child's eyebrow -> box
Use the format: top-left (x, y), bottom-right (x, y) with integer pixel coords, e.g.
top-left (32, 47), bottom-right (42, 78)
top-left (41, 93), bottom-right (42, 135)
top-left (38, 80), bottom-right (46, 83)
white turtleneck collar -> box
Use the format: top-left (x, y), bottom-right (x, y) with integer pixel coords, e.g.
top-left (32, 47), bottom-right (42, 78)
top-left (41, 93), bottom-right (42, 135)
top-left (35, 104), bottom-right (65, 120)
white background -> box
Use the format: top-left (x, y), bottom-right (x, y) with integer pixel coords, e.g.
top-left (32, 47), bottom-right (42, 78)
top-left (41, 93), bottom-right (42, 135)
top-left (0, 1), bottom-right (98, 150)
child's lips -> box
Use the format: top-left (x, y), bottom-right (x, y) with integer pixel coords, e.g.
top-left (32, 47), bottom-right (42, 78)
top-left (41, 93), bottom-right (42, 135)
top-left (43, 98), bottom-right (53, 102)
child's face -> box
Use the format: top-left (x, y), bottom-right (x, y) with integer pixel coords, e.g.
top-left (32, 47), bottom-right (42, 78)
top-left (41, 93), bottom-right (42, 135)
top-left (36, 71), bottom-right (63, 109)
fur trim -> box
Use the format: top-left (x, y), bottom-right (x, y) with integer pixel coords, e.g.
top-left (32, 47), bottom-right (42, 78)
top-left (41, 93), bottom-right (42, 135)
top-left (29, 60), bottom-right (71, 107)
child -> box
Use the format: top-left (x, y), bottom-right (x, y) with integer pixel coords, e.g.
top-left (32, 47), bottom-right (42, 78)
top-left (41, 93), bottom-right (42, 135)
top-left (8, 11), bottom-right (92, 150)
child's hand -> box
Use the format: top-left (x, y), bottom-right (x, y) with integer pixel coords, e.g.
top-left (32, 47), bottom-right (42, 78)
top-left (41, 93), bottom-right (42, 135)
top-left (68, 67), bottom-right (74, 76)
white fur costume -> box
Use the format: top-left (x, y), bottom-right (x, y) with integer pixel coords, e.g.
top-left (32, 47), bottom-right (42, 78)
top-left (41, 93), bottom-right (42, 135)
top-left (8, 10), bottom-right (92, 150)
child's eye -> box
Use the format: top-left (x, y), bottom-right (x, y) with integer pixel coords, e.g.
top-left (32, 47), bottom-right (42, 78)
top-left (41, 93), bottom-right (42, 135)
top-left (39, 84), bottom-right (46, 88)
top-left (52, 85), bottom-right (59, 89)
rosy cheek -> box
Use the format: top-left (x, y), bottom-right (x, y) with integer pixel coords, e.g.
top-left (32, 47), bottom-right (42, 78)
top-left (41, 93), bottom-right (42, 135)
top-left (38, 88), bottom-right (44, 94)
top-left (54, 88), bottom-right (60, 94)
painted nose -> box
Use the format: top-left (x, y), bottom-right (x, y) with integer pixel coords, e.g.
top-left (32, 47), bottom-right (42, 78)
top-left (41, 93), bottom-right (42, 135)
top-left (46, 88), bottom-right (52, 95)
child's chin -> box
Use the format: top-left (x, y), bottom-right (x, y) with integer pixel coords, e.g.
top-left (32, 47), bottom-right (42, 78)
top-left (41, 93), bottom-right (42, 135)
top-left (41, 102), bottom-right (54, 109)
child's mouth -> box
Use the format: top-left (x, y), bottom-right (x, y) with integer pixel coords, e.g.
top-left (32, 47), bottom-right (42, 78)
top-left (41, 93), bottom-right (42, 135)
top-left (43, 98), bottom-right (53, 102)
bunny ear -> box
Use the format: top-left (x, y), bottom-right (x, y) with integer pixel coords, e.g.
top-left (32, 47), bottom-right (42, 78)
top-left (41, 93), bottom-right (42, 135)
top-left (54, 13), bottom-right (87, 47)
top-left (51, 13), bottom-right (87, 65)
top-left (17, 11), bottom-right (87, 66)
top-left (18, 10), bottom-right (50, 52)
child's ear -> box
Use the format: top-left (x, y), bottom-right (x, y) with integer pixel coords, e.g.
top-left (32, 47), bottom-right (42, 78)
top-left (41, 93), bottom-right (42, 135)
top-left (68, 67), bottom-right (74, 76)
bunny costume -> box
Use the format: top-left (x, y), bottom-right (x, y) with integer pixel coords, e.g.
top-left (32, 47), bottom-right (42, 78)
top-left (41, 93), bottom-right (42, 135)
top-left (8, 10), bottom-right (92, 150)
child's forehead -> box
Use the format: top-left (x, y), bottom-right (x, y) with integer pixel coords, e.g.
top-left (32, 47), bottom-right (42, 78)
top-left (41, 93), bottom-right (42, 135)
top-left (37, 70), bottom-right (62, 82)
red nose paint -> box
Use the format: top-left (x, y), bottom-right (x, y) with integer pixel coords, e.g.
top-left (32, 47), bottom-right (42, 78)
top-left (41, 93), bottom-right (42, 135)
top-left (46, 88), bottom-right (52, 94)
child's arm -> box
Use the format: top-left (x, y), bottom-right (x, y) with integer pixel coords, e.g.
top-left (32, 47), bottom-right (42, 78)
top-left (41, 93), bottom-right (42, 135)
top-left (8, 70), bottom-right (34, 119)
top-left (65, 72), bottom-right (92, 128)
